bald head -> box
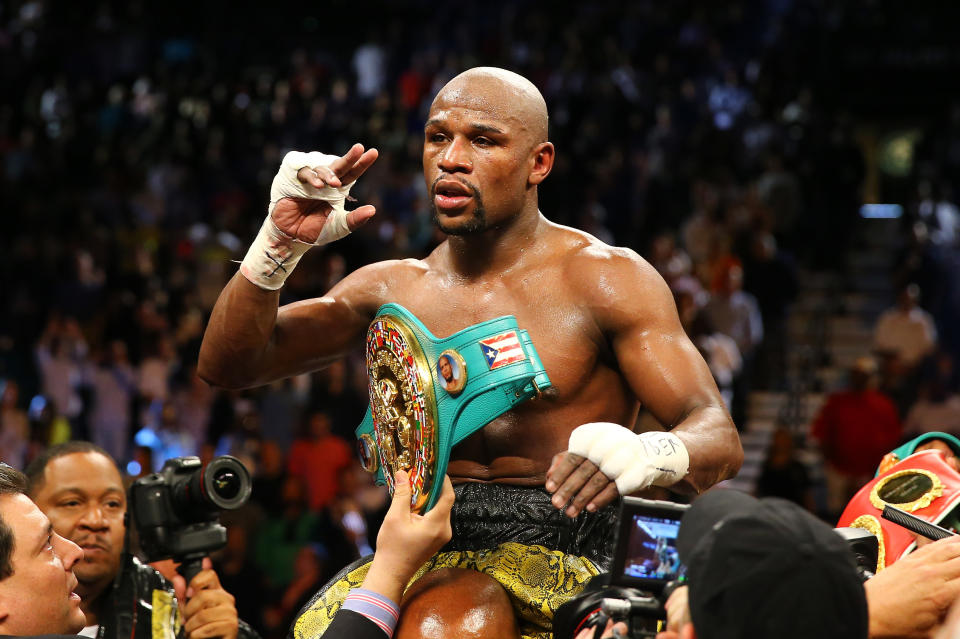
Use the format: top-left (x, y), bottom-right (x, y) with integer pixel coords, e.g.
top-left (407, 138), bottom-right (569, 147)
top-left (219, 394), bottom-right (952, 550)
top-left (432, 67), bottom-right (548, 146)
top-left (395, 568), bottom-right (520, 639)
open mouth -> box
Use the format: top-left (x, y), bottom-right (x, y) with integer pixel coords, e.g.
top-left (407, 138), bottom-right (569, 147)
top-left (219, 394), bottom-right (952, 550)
top-left (433, 179), bottom-right (475, 211)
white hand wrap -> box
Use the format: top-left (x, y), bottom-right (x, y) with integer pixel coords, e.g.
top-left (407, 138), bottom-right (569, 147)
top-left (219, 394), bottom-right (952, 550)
top-left (568, 422), bottom-right (690, 494)
top-left (239, 151), bottom-right (357, 290)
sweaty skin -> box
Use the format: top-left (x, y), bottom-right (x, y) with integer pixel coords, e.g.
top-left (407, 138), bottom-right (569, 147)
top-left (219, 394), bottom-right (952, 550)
top-left (198, 67), bottom-right (742, 512)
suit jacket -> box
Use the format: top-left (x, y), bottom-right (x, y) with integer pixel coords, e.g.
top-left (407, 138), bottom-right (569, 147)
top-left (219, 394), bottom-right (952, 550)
top-left (319, 610), bottom-right (388, 639)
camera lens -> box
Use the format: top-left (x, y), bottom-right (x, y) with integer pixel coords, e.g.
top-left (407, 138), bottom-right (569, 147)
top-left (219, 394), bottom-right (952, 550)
top-left (212, 468), bottom-right (241, 500)
top-left (200, 456), bottom-right (252, 510)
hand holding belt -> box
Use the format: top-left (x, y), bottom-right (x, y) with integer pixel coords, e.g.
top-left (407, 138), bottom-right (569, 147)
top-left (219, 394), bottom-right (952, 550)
top-left (355, 303), bottom-right (551, 513)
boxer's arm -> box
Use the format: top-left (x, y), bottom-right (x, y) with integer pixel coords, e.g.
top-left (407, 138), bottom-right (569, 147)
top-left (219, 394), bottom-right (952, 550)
top-left (548, 248), bottom-right (741, 513)
top-left (602, 252), bottom-right (742, 494)
top-left (199, 145), bottom-right (385, 389)
top-left (198, 262), bottom-right (393, 389)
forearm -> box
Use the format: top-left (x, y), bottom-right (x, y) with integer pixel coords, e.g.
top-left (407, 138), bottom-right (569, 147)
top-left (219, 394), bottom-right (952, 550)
top-left (360, 557), bottom-right (408, 604)
top-left (671, 403), bottom-right (743, 494)
top-left (198, 272), bottom-right (282, 389)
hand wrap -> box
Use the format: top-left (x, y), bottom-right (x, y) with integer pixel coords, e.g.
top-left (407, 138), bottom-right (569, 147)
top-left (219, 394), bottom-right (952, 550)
top-left (568, 422), bottom-right (690, 494)
top-left (239, 151), bottom-right (357, 290)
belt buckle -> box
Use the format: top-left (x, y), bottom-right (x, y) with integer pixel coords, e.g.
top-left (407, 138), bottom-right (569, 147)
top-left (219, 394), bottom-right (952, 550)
top-left (364, 314), bottom-right (438, 513)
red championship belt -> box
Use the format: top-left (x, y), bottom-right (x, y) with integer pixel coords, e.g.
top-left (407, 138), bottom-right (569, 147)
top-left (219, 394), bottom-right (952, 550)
top-left (838, 449), bottom-right (960, 570)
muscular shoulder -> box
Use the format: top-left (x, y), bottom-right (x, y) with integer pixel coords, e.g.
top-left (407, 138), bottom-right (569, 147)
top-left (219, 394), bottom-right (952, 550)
top-left (327, 257), bottom-right (431, 311)
top-left (550, 225), bottom-right (672, 329)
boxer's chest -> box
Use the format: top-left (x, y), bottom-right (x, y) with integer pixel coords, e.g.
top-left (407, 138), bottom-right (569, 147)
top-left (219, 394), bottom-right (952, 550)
top-left (388, 268), bottom-right (608, 404)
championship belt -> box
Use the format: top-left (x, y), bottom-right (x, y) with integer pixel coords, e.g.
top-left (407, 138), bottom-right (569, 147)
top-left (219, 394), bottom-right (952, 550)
top-left (875, 432), bottom-right (960, 476)
top-left (355, 303), bottom-right (552, 513)
top-left (838, 449), bottom-right (960, 570)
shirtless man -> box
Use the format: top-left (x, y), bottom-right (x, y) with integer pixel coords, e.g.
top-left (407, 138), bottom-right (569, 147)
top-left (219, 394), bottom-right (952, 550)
top-left (198, 67), bottom-right (741, 561)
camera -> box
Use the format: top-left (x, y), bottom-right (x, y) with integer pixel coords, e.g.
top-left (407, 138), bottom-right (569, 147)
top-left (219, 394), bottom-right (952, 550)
top-left (129, 456), bottom-right (252, 582)
top-left (555, 497), bottom-right (882, 639)
top-left (554, 497), bottom-right (689, 639)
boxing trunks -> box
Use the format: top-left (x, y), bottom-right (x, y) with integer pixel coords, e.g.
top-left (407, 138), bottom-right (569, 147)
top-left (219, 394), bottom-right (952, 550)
top-left (447, 482), bottom-right (618, 568)
top-left (290, 487), bottom-right (615, 639)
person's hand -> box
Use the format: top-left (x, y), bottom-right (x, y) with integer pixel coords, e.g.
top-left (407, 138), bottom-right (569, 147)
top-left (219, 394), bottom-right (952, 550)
top-left (361, 470), bottom-right (455, 603)
top-left (664, 585), bottom-right (691, 632)
top-left (574, 619), bottom-right (629, 639)
top-left (272, 143), bottom-right (379, 243)
top-left (546, 452), bottom-right (619, 518)
top-left (933, 596), bottom-right (960, 639)
top-left (172, 558), bottom-right (239, 639)
top-left (864, 536), bottom-right (960, 638)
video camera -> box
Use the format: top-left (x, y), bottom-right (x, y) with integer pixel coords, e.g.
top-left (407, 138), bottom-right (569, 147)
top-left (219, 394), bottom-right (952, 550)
top-left (129, 456), bottom-right (252, 583)
top-left (554, 497), bottom-right (688, 639)
top-left (554, 497), bottom-right (882, 639)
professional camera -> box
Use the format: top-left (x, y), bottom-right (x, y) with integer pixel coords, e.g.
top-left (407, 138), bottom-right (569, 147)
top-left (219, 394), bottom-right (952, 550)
top-left (554, 498), bottom-right (882, 639)
top-left (129, 456), bottom-right (252, 582)
top-left (554, 497), bottom-right (688, 639)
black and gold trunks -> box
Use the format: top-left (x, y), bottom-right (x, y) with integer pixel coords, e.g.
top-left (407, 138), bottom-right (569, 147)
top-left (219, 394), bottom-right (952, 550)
top-left (447, 482), bottom-right (619, 569)
top-left (290, 484), bottom-right (619, 639)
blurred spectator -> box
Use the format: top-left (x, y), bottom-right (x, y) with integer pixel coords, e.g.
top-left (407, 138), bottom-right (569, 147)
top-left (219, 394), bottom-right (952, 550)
top-left (264, 544), bottom-right (328, 639)
top-left (35, 317), bottom-right (88, 433)
top-left (703, 263), bottom-right (763, 427)
top-left (649, 232), bottom-right (693, 287)
top-left (0, 380), bottom-right (29, 469)
top-left (904, 352), bottom-right (960, 436)
top-left (138, 334), bottom-right (177, 405)
top-left (677, 288), bottom-right (741, 411)
top-left (259, 378), bottom-right (307, 453)
top-left (310, 360), bottom-right (367, 442)
top-left (253, 475), bottom-right (321, 590)
top-left (288, 410), bottom-right (353, 511)
top-left (917, 180), bottom-right (960, 247)
top-left (87, 340), bottom-right (136, 462)
top-left (756, 153), bottom-right (802, 243)
top-left (170, 367), bottom-right (214, 449)
top-left (741, 231), bottom-right (798, 390)
top-left (874, 283), bottom-right (938, 371)
top-left (811, 357), bottom-right (902, 516)
top-left (251, 439), bottom-right (287, 516)
top-left (756, 427), bottom-right (814, 511)
top-left (214, 522), bottom-right (266, 635)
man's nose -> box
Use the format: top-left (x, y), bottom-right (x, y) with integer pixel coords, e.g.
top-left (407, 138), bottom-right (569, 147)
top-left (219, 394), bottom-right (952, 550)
top-left (79, 505), bottom-right (108, 530)
top-left (437, 137), bottom-right (473, 173)
top-left (55, 534), bottom-right (84, 570)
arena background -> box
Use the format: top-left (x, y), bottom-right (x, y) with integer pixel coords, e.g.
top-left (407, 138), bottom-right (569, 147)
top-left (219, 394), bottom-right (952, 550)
top-left (3, 1), bottom-right (960, 634)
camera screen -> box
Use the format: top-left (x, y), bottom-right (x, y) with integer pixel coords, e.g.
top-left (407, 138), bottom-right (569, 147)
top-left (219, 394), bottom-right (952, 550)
top-left (620, 512), bottom-right (685, 582)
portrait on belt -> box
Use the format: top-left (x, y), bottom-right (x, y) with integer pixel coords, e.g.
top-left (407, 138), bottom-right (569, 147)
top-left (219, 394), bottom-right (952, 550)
top-left (437, 350), bottom-right (466, 395)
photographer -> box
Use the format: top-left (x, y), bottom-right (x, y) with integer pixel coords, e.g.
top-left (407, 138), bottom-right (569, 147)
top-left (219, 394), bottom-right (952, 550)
top-left (24, 442), bottom-right (258, 639)
top-left (316, 469), bottom-right (454, 639)
top-left (0, 463), bottom-right (86, 636)
top-left (655, 490), bottom-right (869, 639)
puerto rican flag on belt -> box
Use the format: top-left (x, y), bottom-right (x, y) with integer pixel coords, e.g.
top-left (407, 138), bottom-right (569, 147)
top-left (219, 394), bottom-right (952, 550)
top-left (479, 331), bottom-right (527, 370)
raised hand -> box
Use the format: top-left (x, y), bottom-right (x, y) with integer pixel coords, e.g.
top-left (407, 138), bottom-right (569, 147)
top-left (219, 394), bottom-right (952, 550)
top-left (271, 143), bottom-right (379, 243)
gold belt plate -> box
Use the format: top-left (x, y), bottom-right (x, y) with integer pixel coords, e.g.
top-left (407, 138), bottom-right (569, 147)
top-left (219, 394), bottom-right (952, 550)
top-left (365, 314), bottom-right (438, 512)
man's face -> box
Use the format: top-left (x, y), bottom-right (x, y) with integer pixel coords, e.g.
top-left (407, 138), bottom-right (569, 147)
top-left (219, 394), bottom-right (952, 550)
top-left (917, 440), bottom-right (960, 473)
top-left (423, 84), bottom-right (536, 236)
top-left (439, 356), bottom-right (453, 382)
top-left (0, 493), bottom-right (85, 635)
top-left (31, 453), bottom-right (126, 590)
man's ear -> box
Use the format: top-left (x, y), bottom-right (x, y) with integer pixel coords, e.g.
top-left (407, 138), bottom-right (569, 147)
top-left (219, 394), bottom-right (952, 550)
top-left (681, 622), bottom-right (696, 639)
top-left (528, 142), bottom-right (555, 186)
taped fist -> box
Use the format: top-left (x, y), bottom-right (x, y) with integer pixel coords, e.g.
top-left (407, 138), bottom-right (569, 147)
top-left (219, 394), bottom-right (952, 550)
top-left (270, 144), bottom-right (379, 244)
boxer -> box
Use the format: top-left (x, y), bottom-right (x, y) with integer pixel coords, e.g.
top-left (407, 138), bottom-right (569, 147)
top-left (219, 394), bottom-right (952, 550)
top-left (199, 67), bottom-right (742, 637)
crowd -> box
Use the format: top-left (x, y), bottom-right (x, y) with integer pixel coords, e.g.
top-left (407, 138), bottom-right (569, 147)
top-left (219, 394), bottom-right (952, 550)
top-left (3, 0), bottom-right (960, 636)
